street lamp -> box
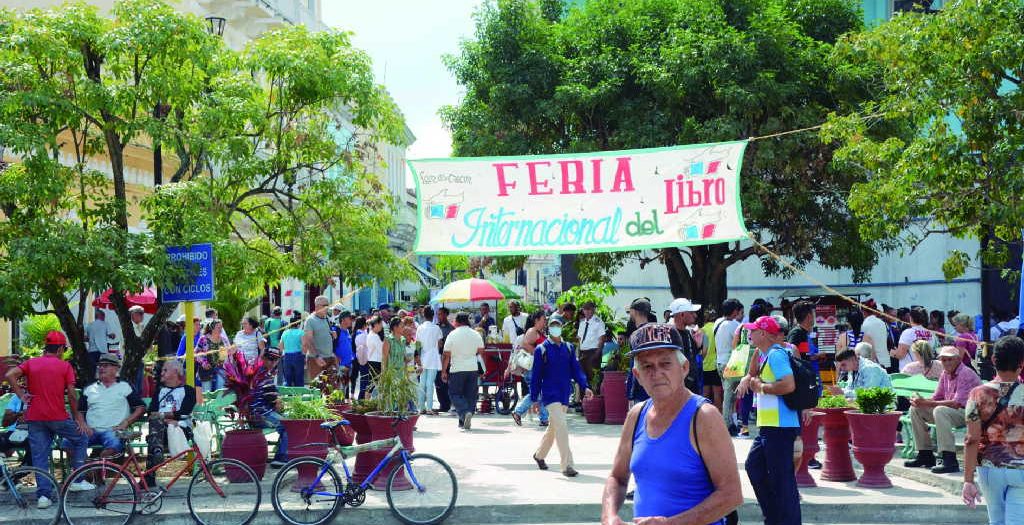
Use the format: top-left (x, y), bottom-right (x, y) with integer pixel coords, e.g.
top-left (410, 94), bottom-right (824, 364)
top-left (205, 16), bottom-right (227, 37)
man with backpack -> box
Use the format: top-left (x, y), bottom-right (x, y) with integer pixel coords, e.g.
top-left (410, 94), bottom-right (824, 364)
top-left (737, 315), bottom-right (802, 525)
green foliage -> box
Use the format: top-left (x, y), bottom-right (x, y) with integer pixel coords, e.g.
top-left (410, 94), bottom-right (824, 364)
top-left (817, 391), bottom-right (851, 409)
top-left (326, 389), bottom-right (347, 404)
top-left (444, 0), bottom-right (884, 308)
top-left (822, 0), bottom-right (1024, 278)
top-left (20, 314), bottom-right (62, 350)
top-left (855, 386), bottom-right (896, 415)
top-left (372, 365), bottom-right (417, 416)
top-left (0, 0), bottom-right (409, 382)
top-left (349, 397), bottom-right (380, 415)
top-left (555, 282), bottom-right (621, 342)
top-left (283, 396), bottom-right (338, 421)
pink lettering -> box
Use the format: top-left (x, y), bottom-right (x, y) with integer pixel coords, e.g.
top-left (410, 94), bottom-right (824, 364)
top-left (493, 162), bottom-right (519, 197)
top-left (527, 161), bottom-right (553, 195)
top-left (590, 159), bottom-right (604, 193)
top-left (558, 160), bottom-right (585, 194)
top-left (610, 157), bottom-right (635, 192)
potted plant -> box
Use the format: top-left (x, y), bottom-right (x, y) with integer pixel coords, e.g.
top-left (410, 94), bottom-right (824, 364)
top-left (326, 388), bottom-right (352, 417)
top-left (220, 353), bottom-right (271, 480)
top-left (281, 396), bottom-right (339, 489)
top-left (341, 398), bottom-right (378, 485)
top-left (602, 343), bottom-right (631, 425)
top-left (583, 369), bottom-right (605, 424)
top-left (796, 411), bottom-right (825, 487)
top-left (816, 392), bottom-right (855, 482)
top-left (847, 387), bottom-right (900, 488)
top-left (366, 364), bottom-right (419, 490)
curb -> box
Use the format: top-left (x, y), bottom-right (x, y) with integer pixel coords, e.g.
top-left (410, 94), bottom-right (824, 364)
top-left (886, 462), bottom-right (965, 496)
top-left (65, 500), bottom-right (987, 525)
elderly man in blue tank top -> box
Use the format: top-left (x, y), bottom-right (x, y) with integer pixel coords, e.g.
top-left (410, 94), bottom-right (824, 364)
top-left (601, 323), bottom-right (742, 525)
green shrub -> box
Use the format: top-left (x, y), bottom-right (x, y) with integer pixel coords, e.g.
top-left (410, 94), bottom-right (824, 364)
top-left (21, 314), bottom-right (62, 351)
top-left (855, 387), bottom-right (896, 415)
top-left (817, 392), bottom-right (850, 409)
top-left (283, 396), bottom-right (337, 420)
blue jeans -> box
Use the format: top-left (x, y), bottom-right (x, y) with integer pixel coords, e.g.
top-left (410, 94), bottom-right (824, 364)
top-left (417, 369), bottom-right (438, 412)
top-left (978, 466), bottom-right (1024, 525)
top-left (30, 419), bottom-right (87, 498)
top-left (447, 371), bottom-right (478, 422)
top-left (745, 426), bottom-right (801, 525)
top-left (514, 372), bottom-right (548, 422)
top-left (62, 429), bottom-right (122, 453)
top-left (260, 410), bottom-right (288, 462)
top-left (283, 353), bottom-right (305, 387)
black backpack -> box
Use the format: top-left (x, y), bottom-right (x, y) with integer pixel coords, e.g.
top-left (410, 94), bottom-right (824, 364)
top-left (779, 350), bottom-right (822, 411)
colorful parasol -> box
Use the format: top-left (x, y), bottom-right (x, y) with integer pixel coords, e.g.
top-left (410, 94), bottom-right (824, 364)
top-left (432, 278), bottom-right (521, 303)
top-left (92, 287), bottom-right (159, 314)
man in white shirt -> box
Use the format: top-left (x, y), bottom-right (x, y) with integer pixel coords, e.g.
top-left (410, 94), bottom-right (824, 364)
top-left (442, 312), bottom-right (485, 431)
top-left (576, 301), bottom-right (606, 383)
top-left (861, 307), bottom-right (893, 371)
top-left (415, 306), bottom-right (444, 415)
top-left (714, 299), bottom-right (744, 435)
top-left (501, 300), bottom-right (529, 343)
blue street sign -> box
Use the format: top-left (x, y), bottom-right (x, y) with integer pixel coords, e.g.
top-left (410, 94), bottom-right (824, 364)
top-left (163, 243), bottom-right (215, 303)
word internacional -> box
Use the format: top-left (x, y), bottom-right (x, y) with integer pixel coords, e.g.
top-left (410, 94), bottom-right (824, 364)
top-left (409, 140), bottom-right (750, 255)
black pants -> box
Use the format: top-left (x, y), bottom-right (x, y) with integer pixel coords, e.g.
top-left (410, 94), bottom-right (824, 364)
top-left (145, 419), bottom-right (193, 488)
top-left (435, 367), bottom-right (451, 412)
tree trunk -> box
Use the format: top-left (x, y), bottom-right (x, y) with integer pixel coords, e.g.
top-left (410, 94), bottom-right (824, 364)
top-left (49, 291), bottom-right (92, 386)
top-left (661, 245), bottom-right (729, 316)
top-left (111, 293), bottom-right (176, 385)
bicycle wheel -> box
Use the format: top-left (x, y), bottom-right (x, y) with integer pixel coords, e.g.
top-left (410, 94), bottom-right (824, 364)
top-left (271, 457), bottom-right (344, 525)
top-left (386, 453), bottom-right (458, 525)
top-left (187, 458), bottom-right (261, 525)
top-left (0, 466), bottom-right (63, 525)
top-left (61, 463), bottom-right (137, 525)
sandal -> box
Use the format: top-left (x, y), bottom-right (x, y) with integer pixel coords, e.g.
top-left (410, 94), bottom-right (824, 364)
top-left (511, 413), bottom-right (522, 426)
top-left (532, 455), bottom-right (548, 470)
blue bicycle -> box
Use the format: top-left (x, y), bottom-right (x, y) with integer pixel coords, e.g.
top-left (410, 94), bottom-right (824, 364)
top-left (270, 418), bottom-right (457, 525)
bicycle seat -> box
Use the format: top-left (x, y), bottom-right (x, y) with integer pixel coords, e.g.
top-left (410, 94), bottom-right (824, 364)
top-left (320, 420), bottom-right (351, 429)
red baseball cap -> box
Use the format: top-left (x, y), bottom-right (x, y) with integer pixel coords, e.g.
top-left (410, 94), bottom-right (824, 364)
top-left (45, 330), bottom-right (68, 346)
top-left (742, 316), bottom-right (783, 335)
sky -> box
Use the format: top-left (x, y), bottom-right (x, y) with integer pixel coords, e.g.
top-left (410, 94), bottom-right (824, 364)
top-left (320, 1), bottom-right (482, 171)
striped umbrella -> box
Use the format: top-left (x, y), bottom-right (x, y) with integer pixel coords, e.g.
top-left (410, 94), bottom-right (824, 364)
top-left (432, 278), bottom-right (521, 303)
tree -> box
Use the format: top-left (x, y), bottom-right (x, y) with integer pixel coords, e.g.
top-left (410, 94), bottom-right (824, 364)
top-left (0, 0), bottom-right (409, 383)
top-left (442, 0), bottom-right (887, 309)
top-left (822, 0), bottom-right (1024, 280)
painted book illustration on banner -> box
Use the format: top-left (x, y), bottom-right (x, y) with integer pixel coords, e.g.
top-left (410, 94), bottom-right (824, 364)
top-left (409, 140), bottom-right (749, 255)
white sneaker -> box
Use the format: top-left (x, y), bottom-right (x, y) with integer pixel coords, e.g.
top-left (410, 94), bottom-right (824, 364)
top-left (463, 412), bottom-right (473, 431)
top-left (37, 496), bottom-right (52, 509)
top-left (68, 480), bottom-right (96, 492)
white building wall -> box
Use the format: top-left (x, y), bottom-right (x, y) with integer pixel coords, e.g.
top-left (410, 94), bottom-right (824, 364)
top-left (605, 234), bottom-right (982, 318)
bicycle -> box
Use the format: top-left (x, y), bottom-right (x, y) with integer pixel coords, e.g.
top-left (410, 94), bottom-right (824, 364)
top-left (61, 428), bottom-right (261, 525)
top-left (271, 417), bottom-right (457, 525)
top-left (0, 451), bottom-right (62, 524)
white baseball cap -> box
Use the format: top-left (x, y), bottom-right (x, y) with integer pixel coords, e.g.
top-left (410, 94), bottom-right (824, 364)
top-left (668, 298), bottom-right (701, 315)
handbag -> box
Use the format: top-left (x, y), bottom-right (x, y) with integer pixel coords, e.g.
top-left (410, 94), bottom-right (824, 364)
top-left (513, 348), bottom-right (534, 371)
top-left (723, 330), bottom-right (751, 379)
top-left (167, 423), bottom-right (189, 456)
top-left (192, 421), bottom-right (213, 458)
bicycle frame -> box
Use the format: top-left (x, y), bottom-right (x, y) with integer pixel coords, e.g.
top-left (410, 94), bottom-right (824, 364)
top-left (0, 462), bottom-right (25, 507)
top-left (89, 441), bottom-right (218, 505)
top-left (303, 438), bottom-right (424, 498)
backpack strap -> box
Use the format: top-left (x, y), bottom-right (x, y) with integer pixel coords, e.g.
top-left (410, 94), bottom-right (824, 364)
top-left (983, 382), bottom-right (1020, 430)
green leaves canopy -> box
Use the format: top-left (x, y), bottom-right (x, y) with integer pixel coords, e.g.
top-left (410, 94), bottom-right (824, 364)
top-left (823, 0), bottom-right (1024, 279)
top-left (443, 0), bottom-right (884, 308)
top-left (0, 0), bottom-right (409, 381)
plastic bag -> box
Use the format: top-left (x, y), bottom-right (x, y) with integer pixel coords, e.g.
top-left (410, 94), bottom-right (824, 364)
top-left (192, 421), bottom-right (214, 458)
top-left (167, 423), bottom-right (189, 456)
top-left (723, 343), bottom-right (751, 378)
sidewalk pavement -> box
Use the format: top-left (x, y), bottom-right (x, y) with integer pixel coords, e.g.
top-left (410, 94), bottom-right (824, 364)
top-left (24, 410), bottom-right (989, 524)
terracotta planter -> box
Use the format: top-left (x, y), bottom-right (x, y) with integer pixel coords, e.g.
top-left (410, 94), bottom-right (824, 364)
top-left (341, 412), bottom-right (375, 485)
top-left (796, 411), bottom-right (825, 487)
top-left (583, 395), bottom-right (605, 423)
top-left (281, 419), bottom-right (328, 491)
top-left (602, 371), bottom-right (629, 425)
top-left (365, 413), bottom-right (420, 490)
top-left (847, 411), bottom-right (902, 488)
top-left (221, 429), bottom-right (268, 481)
top-left (818, 407), bottom-right (855, 482)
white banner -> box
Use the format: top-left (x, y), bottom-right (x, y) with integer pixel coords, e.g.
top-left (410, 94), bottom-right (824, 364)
top-left (409, 140), bottom-right (749, 255)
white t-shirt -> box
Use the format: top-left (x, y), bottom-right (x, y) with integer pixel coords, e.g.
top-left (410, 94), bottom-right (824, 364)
top-left (861, 315), bottom-right (892, 368)
top-left (898, 326), bottom-right (933, 369)
top-left (444, 326), bottom-right (485, 373)
top-left (234, 330), bottom-right (265, 363)
top-left (715, 318), bottom-right (740, 367)
top-left (366, 331), bottom-right (384, 363)
top-left (577, 315), bottom-right (605, 350)
top-left (82, 381), bottom-right (136, 430)
top-left (502, 313), bottom-right (529, 341)
top-left (415, 321), bottom-right (444, 370)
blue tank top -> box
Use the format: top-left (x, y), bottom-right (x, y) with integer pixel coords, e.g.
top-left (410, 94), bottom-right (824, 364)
top-left (630, 395), bottom-right (722, 524)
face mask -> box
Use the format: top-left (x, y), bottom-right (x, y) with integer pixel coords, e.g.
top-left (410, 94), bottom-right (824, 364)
top-left (549, 326), bottom-right (563, 338)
